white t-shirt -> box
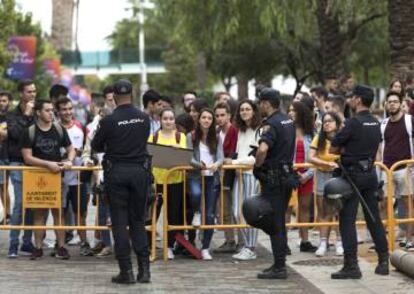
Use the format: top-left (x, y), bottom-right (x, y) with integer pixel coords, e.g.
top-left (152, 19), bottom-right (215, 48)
top-left (200, 141), bottom-right (214, 176)
top-left (219, 130), bottom-right (225, 145)
top-left (63, 120), bottom-right (84, 186)
top-left (86, 115), bottom-right (105, 183)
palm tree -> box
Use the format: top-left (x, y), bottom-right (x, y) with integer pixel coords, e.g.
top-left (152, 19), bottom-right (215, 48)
top-left (388, 0), bottom-right (414, 77)
top-left (50, 0), bottom-right (75, 51)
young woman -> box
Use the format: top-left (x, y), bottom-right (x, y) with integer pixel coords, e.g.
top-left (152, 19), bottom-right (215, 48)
top-left (189, 99), bottom-right (209, 126)
top-left (188, 109), bottom-right (224, 260)
top-left (309, 112), bottom-right (343, 257)
top-left (288, 101), bottom-right (317, 252)
top-left (402, 98), bottom-right (412, 114)
top-left (225, 100), bottom-right (261, 261)
top-left (389, 79), bottom-right (405, 98)
top-left (148, 108), bottom-right (187, 260)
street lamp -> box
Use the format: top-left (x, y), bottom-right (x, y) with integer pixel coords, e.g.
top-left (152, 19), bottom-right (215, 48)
top-left (136, 0), bottom-right (155, 107)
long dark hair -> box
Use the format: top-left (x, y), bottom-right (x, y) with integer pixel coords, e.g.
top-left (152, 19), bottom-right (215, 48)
top-left (194, 108), bottom-right (217, 155)
top-left (317, 112), bottom-right (341, 151)
top-left (235, 100), bottom-right (261, 132)
top-left (291, 101), bottom-right (314, 136)
top-left (389, 78), bottom-right (406, 98)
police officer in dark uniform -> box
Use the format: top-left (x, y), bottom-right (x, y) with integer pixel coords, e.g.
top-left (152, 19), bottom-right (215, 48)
top-left (92, 79), bottom-right (151, 284)
top-left (252, 87), bottom-right (296, 279)
top-left (330, 85), bottom-right (389, 279)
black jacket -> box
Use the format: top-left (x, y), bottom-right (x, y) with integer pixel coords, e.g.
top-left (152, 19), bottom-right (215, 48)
top-left (6, 104), bottom-right (35, 162)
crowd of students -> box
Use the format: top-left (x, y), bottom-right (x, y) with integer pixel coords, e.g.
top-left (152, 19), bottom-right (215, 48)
top-left (1, 73), bottom-right (414, 262)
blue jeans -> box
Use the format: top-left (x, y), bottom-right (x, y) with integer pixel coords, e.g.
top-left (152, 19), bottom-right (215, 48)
top-left (98, 193), bottom-right (112, 246)
top-left (9, 161), bottom-right (33, 247)
top-left (189, 176), bottom-right (218, 249)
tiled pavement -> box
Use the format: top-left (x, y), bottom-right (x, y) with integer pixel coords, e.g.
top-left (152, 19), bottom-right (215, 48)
top-left (0, 230), bottom-right (322, 294)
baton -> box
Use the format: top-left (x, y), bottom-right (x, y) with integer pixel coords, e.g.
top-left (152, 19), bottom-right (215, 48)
top-left (338, 162), bottom-right (376, 223)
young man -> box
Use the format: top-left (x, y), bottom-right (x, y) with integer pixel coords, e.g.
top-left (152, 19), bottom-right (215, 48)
top-left (56, 97), bottom-right (93, 256)
top-left (379, 91), bottom-right (414, 250)
top-left (143, 89), bottom-right (162, 135)
top-left (213, 92), bottom-right (231, 106)
top-left (21, 99), bottom-right (75, 260)
top-left (103, 85), bottom-right (116, 112)
top-left (324, 95), bottom-right (346, 122)
top-left (0, 91), bottom-right (11, 221)
top-left (160, 95), bottom-right (174, 109)
top-left (82, 105), bottom-right (113, 257)
top-left (310, 86), bottom-right (328, 116)
top-left (213, 102), bottom-right (239, 254)
top-left (182, 91), bottom-right (197, 113)
top-left (6, 79), bottom-right (37, 258)
top-left (325, 76), bottom-right (339, 96)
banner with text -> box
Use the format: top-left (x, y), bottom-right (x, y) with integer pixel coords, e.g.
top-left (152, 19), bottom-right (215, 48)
top-left (7, 36), bottom-right (37, 80)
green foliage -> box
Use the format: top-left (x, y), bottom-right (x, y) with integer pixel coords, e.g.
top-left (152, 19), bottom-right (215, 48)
top-left (0, 1), bottom-right (59, 97)
top-left (109, 0), bottom-right (390, 97)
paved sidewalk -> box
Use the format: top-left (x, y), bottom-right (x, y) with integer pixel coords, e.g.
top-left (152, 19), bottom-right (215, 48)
top-left (0, 230), bottom-right (322, 294)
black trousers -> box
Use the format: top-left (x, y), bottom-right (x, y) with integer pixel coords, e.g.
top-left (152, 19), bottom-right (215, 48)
top-left (105, 164), bottom-right (149, 269)
top-left (156, 183), bottom-right (184, 248)
top-left (340, 170), bottom-right (388, 257)
top-left (261, 181), bottom-right (292, 268)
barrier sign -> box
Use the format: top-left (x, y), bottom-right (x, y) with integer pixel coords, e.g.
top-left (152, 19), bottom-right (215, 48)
top-left (23, 170), bottom-right (61, 208)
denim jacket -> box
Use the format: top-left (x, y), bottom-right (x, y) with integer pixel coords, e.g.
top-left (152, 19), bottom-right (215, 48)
top-left (294, 134), bottom-right (314, 180)
top-left (187, 133), bottom-right (224, 179)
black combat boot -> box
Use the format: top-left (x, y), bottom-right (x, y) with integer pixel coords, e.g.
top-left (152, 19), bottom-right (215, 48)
top-left (137, 255), bottom-right (151, 283)
top-left (375, 252), bottom-right (389, 275)
top-left (258, 234), bottom-right (288, 279)
top-left (331, 254), bottom-right (362, 279)
top-left (257, 265), bottom-right (287, 279)
top-left (111, 259), bottom-right (135, 284)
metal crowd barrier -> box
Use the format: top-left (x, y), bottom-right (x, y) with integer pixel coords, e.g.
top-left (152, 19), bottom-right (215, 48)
top-left (0, 165), bottom-right (158, 261)
top-left (0, 162), bottom-right (412, 261)
top-left (161, 162), bottom-right (406, 261)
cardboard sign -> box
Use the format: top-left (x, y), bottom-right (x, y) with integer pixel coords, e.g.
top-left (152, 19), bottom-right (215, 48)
top-left (23, 170), bottom-right (61, 208)
top-left (148, 143), bottom-right (193, 169)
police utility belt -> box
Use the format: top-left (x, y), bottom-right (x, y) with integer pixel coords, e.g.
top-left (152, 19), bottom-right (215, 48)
top-left (341, 158), bottom-right (374, 173)
top-left (255, 161), bottom-right (298, 188)
top-left (102, 156), bottom-right (152, 173)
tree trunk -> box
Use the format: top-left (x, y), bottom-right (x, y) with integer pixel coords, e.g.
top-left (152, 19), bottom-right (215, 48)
top-left (236, 74), bottom-right (249, 100)
top-left (388, 0), bottom-right (414, 77)
top-left (51, 0), bottom-right (75, 51)
top-left (196, 51), bottom-right (207, 90)
top-left (363, 66), bottom-right (369, 84)
top-left (316, 0), bottom-right (346, 80)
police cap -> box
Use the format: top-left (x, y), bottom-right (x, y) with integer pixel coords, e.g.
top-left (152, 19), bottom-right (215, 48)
top-left (352, 85), bottom-right (373, 100)
top-left (258, 87), bottom-right (280, 104)
top-left (113, 79), bottom-right (133, 95)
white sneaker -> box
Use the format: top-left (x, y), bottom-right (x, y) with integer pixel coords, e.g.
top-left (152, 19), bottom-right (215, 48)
top-left (167, 248), bottom-right (175, 260)
top-left (192, 212), bottom-right (201, 227)
top-left (232, 247), bottom-right (257, 261)
top-left (68, 235), bottom-right (81, 246)
top-left (315, 244), bottom-right (327, 257)
top-left (335, 242), bottom-right (344, 256)
top-left (201, 249), bottom-right (212, 260)
top-left (42, 238), bottom-right (56, 249)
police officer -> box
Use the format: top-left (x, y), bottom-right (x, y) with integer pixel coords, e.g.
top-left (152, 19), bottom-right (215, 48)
top-left (330, 85), bottom-right (389, 279)
top-left (92, 79), bottom-right (151, 284)
top-left (253, 87), bottom-right (296, 279)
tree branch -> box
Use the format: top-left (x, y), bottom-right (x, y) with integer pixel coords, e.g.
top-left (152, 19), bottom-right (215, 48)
top-left (347, 13), bottom-right (386, 40)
